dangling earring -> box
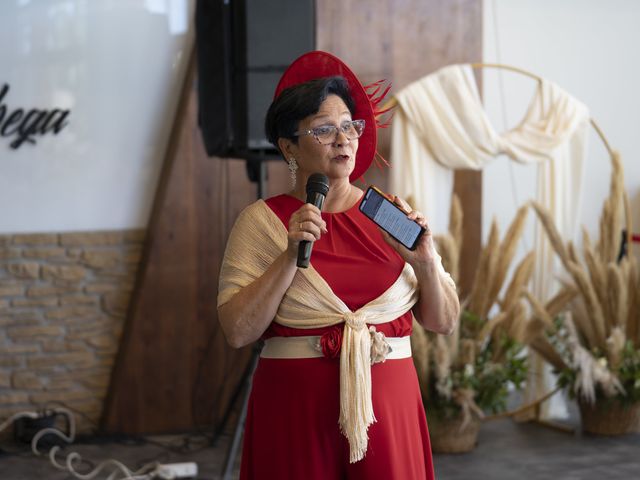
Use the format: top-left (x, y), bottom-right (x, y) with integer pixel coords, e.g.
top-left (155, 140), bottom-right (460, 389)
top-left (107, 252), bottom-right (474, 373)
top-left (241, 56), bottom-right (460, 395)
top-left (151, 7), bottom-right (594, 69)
top-left (288, 157), bottom-right (298, 188)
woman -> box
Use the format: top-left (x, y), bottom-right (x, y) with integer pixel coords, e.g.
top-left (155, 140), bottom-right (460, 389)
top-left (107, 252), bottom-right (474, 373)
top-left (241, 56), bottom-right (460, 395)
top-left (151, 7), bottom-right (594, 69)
top-left (218, 51), bottom-right (459, 480)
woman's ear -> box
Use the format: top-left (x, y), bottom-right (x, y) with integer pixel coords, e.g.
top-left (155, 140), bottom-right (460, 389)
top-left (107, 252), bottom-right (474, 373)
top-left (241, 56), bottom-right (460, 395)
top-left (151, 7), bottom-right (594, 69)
top-left (278, 137), bottom-right (296, 160)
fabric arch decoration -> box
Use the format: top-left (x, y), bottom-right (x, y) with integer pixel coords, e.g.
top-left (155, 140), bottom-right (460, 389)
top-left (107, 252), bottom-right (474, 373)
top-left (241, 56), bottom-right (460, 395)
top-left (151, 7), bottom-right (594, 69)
top-left (387, 62), bottom-right (628, 420)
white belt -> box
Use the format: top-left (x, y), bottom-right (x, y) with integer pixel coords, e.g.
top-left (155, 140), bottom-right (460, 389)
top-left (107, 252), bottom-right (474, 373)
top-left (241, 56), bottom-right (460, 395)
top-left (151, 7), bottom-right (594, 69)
top-left (260, 335), bottom-right (412, 360)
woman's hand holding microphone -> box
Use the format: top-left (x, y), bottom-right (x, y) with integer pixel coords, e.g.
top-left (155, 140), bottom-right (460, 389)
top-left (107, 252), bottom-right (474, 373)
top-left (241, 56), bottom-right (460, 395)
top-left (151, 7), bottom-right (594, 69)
top-left (286, 204), bottom-right (328, 262)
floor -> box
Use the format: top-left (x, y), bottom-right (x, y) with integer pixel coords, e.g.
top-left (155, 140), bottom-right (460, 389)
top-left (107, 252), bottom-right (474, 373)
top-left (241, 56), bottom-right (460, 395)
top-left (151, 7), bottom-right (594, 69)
top-left (1, 418), bottom-right (639, 479)
top-left (434, 418), bottom-right (640, 479)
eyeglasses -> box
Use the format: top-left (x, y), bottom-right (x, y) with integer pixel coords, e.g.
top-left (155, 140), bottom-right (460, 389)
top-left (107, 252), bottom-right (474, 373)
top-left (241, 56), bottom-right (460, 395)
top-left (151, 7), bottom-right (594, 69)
top-left (293, 119), bottom-right (365, 145)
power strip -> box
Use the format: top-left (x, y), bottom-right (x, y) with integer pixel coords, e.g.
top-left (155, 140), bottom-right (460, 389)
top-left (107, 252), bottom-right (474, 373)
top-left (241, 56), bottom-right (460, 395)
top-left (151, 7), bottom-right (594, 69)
top-left (154, 462), bottom-right (198, 479)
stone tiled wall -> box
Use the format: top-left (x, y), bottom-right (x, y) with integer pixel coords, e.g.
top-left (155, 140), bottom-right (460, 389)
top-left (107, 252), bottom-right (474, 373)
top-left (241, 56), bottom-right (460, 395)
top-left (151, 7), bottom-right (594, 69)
top-left (0, 230), bottom-right (144, 434)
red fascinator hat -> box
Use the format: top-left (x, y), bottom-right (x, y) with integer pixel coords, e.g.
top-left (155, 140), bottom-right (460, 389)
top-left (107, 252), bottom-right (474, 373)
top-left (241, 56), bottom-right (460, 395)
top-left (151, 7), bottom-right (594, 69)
top-left (274, 51), bottom-right (391, 182)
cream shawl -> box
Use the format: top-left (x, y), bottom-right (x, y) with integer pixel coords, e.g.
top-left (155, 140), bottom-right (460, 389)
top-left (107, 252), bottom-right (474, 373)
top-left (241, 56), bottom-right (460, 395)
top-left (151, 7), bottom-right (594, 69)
top-left (217, 200), bottom-right (420, 462)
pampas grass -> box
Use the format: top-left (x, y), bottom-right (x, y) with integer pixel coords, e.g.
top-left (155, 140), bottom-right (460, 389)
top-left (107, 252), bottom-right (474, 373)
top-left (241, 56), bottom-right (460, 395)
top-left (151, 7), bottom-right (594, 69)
top-left (582, 227), bottom-right (608, 317)
top-left (434, 234), bottom-right (459, 283)
top-left (467, 219), bottom-right (501, 321)
top-left (530, 150), bottom-right (639, 403)
top-left (413, 197), bottom-right (537, 418)
top-left (567, 260), bottom-right (608, 350)
top-left (545, 286), bottom-right (578, 318)
top-left (628, 258), bottom-right (640, 345)
top-left (434, 334), bottom-right (453, 398)
top-left (410, 318), bottom-right (431, 400)
top-left (486, 206), bottom-right (530, 315)
top-left (597, 152), bottom-right (624, 263)
top-left (531, 202), bottom-right (571, 270)
top-left (449, 195), bottom-right (463, 255)
top-left (607, 261), bottom-right (627, 331)
top-left (501, 252), bottom-right (536, 313)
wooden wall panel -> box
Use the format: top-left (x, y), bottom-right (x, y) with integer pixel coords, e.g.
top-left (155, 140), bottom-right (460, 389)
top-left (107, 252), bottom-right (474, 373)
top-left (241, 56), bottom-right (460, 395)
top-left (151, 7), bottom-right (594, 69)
top-left (317, 0), bottom-right (483, 293)
top-left (104, 0), bottom-right (483, 434)
top-left (102, 52), bottom-right (256, 433)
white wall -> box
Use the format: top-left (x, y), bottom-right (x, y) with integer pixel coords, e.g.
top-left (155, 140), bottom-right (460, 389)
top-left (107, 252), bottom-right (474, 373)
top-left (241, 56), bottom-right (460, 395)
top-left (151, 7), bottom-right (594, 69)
top-left (482, 0), bottom-right (640, 258)
top-left (0, 0), bottom-right (194, 234)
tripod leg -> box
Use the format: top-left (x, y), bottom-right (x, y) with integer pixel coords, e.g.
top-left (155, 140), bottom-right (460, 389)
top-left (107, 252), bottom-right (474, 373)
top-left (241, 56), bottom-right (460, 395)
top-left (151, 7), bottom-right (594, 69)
top-left (221, 345), bottom-right (261, 480)
top-left (213, 353), bottom-right (254, 446)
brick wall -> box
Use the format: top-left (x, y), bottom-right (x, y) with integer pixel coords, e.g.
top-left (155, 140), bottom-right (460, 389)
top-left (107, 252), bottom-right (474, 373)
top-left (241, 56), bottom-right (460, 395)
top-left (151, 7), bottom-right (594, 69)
top-left (0, 230), bottom-right (144, 435)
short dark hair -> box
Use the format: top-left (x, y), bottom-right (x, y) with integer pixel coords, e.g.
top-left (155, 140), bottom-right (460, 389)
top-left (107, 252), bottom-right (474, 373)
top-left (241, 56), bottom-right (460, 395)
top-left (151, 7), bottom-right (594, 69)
top-left (265, 76), bottom-right (356, 151)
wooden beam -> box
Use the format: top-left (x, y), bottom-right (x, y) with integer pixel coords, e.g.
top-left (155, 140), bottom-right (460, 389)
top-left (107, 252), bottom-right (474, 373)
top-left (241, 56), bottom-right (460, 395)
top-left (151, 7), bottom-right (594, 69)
top-left (102, 48), bottom-right (255, 434)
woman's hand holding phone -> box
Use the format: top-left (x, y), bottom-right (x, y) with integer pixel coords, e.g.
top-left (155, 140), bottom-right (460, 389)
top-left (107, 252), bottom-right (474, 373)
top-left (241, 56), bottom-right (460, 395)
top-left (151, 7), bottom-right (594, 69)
top-left (378, 195), bottom-right (437, 272)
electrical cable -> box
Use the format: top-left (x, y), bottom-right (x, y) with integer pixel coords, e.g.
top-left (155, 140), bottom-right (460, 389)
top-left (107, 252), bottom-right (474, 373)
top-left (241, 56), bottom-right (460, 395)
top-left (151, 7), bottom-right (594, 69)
top-left (42, 400), bottom-right (100, 432)
top-left (39, 399), bottom-right (207, 459)
top-left (0, 411), bottom-right (40, 433)
top-left (1, 408), bottom-right (191, 480)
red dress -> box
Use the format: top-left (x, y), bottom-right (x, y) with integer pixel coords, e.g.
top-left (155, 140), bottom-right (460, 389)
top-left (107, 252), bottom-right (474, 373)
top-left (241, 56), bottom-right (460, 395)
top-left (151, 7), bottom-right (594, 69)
top-left (239, 194), bottom-right (434, 480)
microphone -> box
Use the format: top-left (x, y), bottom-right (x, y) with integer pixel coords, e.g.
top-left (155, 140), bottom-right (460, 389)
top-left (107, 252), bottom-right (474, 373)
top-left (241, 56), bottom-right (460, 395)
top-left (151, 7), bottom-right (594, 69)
top-left (297, 173), bottom-right (330, 268)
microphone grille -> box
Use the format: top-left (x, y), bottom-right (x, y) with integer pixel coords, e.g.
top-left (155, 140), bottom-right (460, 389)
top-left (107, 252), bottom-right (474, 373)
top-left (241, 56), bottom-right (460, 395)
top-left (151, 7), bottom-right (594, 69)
top-left (306, 173), bottom-right (330, 196)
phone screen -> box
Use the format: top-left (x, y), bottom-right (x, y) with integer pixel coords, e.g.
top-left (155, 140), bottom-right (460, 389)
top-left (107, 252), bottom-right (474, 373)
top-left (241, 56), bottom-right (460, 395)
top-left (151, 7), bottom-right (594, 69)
top-left (359, 186), bottom-right (425, 250)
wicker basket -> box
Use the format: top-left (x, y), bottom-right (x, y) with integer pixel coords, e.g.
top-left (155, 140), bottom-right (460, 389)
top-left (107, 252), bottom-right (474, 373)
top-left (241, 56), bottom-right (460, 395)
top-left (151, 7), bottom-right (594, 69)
top-left (427, 414), bottom-right (481, 453)
top-left (578, 398), bottom-right (640, 435)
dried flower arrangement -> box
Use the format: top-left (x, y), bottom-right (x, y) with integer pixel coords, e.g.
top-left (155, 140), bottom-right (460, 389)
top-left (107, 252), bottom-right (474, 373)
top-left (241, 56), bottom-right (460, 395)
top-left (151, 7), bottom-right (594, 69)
top-left (527, 152), bottom-right (640, 433)
top-left (411, 196), bottom-right (559, 450)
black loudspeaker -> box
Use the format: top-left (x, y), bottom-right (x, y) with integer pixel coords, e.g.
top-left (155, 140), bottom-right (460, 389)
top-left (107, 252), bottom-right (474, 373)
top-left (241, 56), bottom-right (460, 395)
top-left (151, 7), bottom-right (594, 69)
top-left (196, 0), bottom-right (316, 158)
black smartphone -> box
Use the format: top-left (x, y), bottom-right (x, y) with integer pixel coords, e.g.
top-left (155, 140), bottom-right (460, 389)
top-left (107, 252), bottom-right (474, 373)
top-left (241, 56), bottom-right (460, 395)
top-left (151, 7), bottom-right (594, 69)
top-left (359, 186), bottom-right (426, 250)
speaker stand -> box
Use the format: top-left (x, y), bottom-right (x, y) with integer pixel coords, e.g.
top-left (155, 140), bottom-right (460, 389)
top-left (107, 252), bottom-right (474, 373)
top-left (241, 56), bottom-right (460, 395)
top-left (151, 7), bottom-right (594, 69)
top-left (220, 342), bottom-right (262, 480)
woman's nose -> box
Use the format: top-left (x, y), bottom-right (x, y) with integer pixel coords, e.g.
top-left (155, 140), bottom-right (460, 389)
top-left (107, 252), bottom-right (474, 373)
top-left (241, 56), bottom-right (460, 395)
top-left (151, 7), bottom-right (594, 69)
top-left (333, 128), bottom-right (350, 146)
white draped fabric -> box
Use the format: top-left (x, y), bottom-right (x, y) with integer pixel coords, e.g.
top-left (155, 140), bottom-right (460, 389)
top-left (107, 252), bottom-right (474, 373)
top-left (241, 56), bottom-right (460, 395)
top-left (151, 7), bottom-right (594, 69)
top-left (390, 64), bottom-right (589, 249)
